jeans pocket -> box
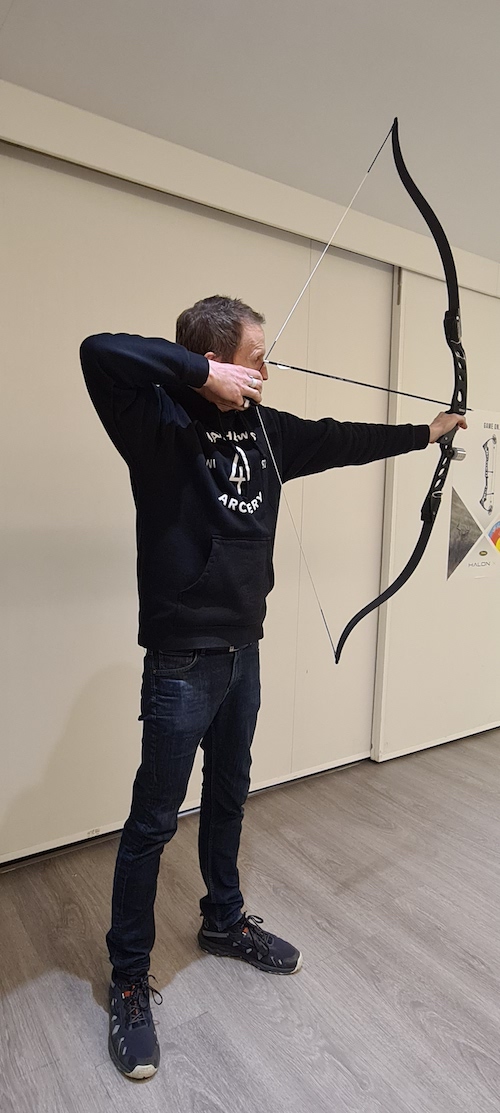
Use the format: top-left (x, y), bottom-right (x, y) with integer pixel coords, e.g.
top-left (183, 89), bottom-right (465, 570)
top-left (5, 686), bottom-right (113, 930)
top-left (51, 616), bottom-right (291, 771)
top-left (152, 650), bottom-right (199, 675)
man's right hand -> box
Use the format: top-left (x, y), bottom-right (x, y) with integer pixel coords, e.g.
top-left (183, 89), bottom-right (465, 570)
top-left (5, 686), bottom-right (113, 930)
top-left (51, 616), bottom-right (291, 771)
top-left (194, 361), bottom-right (264, 412)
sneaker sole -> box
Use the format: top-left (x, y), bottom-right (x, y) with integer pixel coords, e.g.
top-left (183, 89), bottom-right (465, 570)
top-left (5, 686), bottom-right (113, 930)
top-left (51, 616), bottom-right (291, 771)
top-left (198, 937), bottom-right (303, 974)
top-left (108, 1032), bottom-right (159, 1080)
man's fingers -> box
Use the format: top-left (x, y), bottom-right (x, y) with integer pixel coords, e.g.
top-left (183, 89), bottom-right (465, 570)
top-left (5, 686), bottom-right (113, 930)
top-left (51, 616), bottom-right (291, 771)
top-left (239, 397), bottom-right (257, 412)
top-left (445, 413), bottom-right (467, 432)
top-left (244, 371), bottom-right (264, 389)
top-left (241, 383), bottom-right (263, 405)
top-left (240, 372), bottom-right (263, 406)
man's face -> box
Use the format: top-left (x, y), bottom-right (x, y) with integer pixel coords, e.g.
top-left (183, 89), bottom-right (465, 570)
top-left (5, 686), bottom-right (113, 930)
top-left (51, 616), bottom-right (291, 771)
top-left (232, 321), bottom-right (268, 382)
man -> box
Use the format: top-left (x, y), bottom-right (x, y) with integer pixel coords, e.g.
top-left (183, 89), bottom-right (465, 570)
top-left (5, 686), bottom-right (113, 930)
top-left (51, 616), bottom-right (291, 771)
top-left (80, 295), bottom-right (465, 1079)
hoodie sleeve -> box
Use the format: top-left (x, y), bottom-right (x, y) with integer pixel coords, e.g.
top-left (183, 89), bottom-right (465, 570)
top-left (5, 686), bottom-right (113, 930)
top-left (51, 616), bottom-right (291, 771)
top-left (79, 333), bottom-right (209, 468)
top-left (264, 408), bottom-right (430, 482)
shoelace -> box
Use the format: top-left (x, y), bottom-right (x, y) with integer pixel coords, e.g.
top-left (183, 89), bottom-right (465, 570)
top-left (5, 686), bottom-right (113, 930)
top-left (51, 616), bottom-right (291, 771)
top-left (240, 915), bottom-right (273, 957)
top-left (122, 974), bottom-right (163, 1028)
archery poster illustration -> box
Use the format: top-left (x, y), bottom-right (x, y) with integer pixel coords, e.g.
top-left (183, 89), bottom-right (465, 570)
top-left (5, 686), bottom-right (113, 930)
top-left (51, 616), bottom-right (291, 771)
top-left (448, 410), bottom-right (500, 578)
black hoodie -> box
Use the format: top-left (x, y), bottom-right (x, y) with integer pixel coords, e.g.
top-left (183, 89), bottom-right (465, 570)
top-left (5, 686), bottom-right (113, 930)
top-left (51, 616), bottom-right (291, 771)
top-left (80, 333), bottom-right (429, 650)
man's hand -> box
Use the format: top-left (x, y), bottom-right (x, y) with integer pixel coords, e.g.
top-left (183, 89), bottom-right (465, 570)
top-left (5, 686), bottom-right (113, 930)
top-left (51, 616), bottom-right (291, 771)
top-left (429, 411), bottom-right (467, 444)
top-left (194, 360), bottom-right (264, 412)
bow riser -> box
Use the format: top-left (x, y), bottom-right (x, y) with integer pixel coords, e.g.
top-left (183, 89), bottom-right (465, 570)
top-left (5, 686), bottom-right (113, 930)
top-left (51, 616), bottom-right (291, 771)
top-left (421, 453), bottom-right (452, 525)
top-left (447, 342), bottom-right (467, 416)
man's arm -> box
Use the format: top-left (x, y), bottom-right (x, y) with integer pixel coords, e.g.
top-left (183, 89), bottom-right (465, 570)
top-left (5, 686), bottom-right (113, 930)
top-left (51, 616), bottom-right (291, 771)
top-left (80, 333), bottom-right (210, 392)
top-left (266, 408), bottom-right (466, 483)
top-left (79, 333), bottom-right (262, 466)
top-left (80, 333), bottom-right (209, 467)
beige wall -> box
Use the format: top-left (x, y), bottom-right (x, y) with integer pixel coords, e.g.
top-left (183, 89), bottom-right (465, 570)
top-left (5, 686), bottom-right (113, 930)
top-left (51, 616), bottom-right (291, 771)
top-left (1, 80), bottom-right (499, 298)
top-left (1, 144), bottom-right (391, 861)
top-left (1, 84), bottom-right (500, 861)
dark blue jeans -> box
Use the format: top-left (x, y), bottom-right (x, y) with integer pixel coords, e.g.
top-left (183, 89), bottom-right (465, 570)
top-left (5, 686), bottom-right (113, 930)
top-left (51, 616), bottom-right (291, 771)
top-left (106, 643), bottom-right (260, 981)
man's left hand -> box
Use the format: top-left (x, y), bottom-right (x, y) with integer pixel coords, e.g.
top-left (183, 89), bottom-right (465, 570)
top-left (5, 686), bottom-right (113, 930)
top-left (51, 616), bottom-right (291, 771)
top-left (429, 411), bottom-right (467, 444)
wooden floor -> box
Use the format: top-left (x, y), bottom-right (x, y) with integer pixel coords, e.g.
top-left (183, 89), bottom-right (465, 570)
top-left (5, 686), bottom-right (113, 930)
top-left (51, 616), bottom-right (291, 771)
top-left (1, 730), bottom-right (500, 1112)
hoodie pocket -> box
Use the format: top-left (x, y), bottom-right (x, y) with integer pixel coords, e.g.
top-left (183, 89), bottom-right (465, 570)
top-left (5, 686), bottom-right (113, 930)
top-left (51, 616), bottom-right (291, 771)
top-left (178, 536), bottom-right (274, 629)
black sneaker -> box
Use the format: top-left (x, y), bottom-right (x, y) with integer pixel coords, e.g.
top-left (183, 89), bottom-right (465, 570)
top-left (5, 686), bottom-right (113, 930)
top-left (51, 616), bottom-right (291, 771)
top-left (198, 913), bottom-right (302, 974)
top-left (108, 975), bottom-right (161, 1079)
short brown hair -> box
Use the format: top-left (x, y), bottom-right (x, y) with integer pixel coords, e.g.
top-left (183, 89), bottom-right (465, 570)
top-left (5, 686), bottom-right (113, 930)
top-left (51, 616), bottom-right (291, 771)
top-left (176, 295), bottom-right (265, 362)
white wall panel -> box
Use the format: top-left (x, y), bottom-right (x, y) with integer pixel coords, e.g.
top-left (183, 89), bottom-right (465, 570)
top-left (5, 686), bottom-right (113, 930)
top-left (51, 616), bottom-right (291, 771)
top-left (291, 249), bottom-right (393, 772)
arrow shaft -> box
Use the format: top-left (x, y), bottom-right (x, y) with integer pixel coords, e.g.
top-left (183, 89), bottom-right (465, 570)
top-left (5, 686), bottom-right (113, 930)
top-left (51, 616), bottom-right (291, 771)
top-left (267, 360), bottom-right (471, 409)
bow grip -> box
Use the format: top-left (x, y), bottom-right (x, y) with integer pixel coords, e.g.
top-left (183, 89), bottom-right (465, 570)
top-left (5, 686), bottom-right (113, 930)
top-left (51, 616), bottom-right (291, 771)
top-left (438, 427), bottom-right (464, 454)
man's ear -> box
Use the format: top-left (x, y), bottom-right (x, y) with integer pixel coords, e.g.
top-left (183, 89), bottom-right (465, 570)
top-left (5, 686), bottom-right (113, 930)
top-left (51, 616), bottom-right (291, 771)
top-left (205, 351), bottom-right (217, 361)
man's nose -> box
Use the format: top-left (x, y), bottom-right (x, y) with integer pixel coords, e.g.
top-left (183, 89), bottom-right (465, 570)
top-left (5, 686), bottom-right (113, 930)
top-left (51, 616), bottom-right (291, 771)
top-left (261, 362), bottom-right (269, 381)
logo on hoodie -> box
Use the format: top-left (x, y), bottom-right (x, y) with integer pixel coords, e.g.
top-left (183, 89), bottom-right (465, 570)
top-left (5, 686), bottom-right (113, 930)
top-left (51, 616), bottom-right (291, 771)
top-left (229, 447), bottom-right (251, 494)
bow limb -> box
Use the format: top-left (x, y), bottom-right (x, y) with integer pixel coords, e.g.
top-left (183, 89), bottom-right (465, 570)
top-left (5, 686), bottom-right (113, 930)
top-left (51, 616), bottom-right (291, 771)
top-left (334, 118), bottom-right (468, 662)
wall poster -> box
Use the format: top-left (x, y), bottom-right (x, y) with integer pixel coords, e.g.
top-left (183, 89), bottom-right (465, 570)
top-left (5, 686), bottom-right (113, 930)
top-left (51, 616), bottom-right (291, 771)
top-left (448, 410), bottom-right (500, 579)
